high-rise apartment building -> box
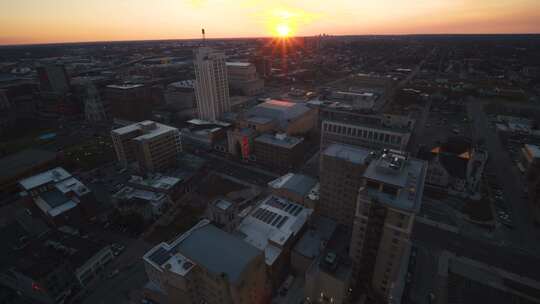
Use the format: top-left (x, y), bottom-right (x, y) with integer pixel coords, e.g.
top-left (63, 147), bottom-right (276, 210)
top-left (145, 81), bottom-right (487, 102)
top-left (349, 150), bottom-right (427, 302)
top-left (111, 121), bottom-right (181, 173)
top-left (143, 219), bottom-right (267, 304)
top-left (319, 144), bottom-right (372, 227)
top-left (194, 47), bottom-right (230, 121)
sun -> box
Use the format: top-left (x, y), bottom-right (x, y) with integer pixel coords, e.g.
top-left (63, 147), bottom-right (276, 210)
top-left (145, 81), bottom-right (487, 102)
top-left (276, 24), bottom-right (291, 38)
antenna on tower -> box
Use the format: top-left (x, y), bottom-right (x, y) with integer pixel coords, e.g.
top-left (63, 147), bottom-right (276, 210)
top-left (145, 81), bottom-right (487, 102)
top-left (201, 28), bottom-right (206, 46)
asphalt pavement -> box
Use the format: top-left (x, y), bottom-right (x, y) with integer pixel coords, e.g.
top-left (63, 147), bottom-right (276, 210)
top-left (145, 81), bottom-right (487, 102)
top-left (467, 101), bottom-right (540, 254)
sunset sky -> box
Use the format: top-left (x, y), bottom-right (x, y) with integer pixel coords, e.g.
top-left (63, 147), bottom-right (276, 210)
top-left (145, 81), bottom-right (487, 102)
top-left (1, 0), bottom-right (539, 45)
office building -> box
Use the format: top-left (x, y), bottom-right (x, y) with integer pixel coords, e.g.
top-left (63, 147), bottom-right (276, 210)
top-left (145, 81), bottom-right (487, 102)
top-left (349, 150), bottom-right (427, 302)
top-left (111, 121), bottom-right (181, 173)
top-left (164, 80), bottom-right (196, 110)
top-left (194, 47), bottom-right (230, 121)
top-left (143, 219), bottom-right (267, 304)
top-left (105, 84), bottom-right (151, 121)
top-left (240, 99), bottom-right (317, 136)
top-left (318, 144), bottom-right (372, 227)
top-left (321, 115), bottom-right (412, 151)
top-left (253, 133), bottom-right (305, 173)
top-left (226, 62), bottom-right (264, 96)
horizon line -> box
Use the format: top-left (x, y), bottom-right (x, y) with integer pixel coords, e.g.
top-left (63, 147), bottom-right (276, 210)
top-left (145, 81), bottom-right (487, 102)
top-left (1, 32), bottom-right (540, 48)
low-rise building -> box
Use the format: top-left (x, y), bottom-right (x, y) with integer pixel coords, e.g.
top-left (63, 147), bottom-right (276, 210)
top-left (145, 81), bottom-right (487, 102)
top-left (235, 195), bottom-right (313, 288)
top-left (18, 167), bottom-right (94, 226)
top-left (112, 186), bottom-right (170, 221)
top-left (268, 173), bottom-right (319, 208)
top-left (128, 174), bottom-right (184, 201)
top-left (143, 219), bottom-right (268, 304)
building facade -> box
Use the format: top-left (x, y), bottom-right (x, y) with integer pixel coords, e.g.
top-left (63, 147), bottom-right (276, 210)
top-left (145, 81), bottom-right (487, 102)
top-left (349, 150), bottom-right (427, 302)
top-left (321, 119), bottom-right (411, 152)
top-left (253, 133), bottom-right (305, 173)
top-left (226, 62), bottom-right (264, 96)
top-left (143, 220), bottom-right (268, 304)
top-left (194, 47), bottom-right (230, 121)
top-left (318, 144), bottom-right (371, 227)
top-left (111, 121), bottom-right (181, 173)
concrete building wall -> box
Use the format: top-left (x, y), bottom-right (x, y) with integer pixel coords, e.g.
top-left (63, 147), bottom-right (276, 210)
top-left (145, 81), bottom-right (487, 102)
top-left (194, 48), bottom-right (230, 121)
top-left (318, 153), bottom-right (366, 227)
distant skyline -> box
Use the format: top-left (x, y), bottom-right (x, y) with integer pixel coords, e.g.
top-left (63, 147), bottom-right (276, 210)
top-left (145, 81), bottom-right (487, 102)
top-left (1, 0), bottom-right (540, 46)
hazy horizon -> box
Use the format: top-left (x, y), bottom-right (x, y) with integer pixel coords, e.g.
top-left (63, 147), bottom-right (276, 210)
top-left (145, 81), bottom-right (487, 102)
top-left (2, 0), bottom-right (540, 46)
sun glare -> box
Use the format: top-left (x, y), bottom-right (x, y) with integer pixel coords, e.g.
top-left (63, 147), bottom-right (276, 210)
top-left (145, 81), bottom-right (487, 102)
top-left (276, 24), bottom-right (291, 38)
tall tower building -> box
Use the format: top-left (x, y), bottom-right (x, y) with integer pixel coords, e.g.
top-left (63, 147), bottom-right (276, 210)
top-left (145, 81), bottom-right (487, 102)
top-left (193, 47), bottom-right (230, 121)
top-left (318, 143), bottom-right (372, 227)
top-left (349, 149), bottom-right (427, 302)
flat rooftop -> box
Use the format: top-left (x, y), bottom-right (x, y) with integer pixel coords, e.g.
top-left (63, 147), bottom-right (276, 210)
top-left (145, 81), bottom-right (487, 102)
top-left (111, 120), bottom-right (179, 141)
top-left (293, 216), bottom-right (337, 259)
top-left (363, 150), bottom-right (427, 212)
top-left (114, 186), bottom-right (167, 202)
top-left (235, 195), bottom-right (313, 266)
top-left (19, 167), bottom-right (71, 191)
top-left (144, 220), bottom-right (261, 283)
top-left (268, 173), bottom-right (318, 198)
top-left (129, 174), bottom-right (182, 190)
top-left (255, 133), bottom-right (304, 149)
top-left (323, 143), bottom-right (372, 165)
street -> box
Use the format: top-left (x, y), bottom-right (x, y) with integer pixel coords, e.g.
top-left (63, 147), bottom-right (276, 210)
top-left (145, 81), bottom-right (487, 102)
top-left (467, 100), bottom-right (540, 254)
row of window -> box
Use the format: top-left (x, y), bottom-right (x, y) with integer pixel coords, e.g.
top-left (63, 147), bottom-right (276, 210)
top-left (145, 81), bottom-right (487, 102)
top-left (323, 123), bottom-right (403, 145)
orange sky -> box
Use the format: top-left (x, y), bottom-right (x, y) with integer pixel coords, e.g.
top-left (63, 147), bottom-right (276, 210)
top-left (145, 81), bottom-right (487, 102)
top-left (1, 0), bottom-right (539, 45)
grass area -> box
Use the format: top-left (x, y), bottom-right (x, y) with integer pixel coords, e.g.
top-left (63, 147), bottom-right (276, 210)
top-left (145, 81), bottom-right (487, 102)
top-left (462, 198), bottom-right (494, 222)
top-left (63, 136), bottom-right (115, 171)
top-left (144, 205), bottom-right (205, 245)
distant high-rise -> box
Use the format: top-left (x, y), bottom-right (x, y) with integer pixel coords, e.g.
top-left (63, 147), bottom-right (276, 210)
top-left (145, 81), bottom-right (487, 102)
top-left (36, 64), bottom-right (70, 95)
top-left (193, 47), bottom-right (230, 121)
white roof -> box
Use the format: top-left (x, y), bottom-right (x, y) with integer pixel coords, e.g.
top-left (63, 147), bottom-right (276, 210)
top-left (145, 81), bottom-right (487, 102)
top-left (236, 195), bottom-right (312, 265)
top-left (106, 84), bottom-right (144, 90)
top-left (19, 167), bottom-right (71, 190)
top-left (111, 120), bottom-right (179, 141)
top-left (323, 143), bottom-right (371, 165)
top-left (226, 62), bottom-right (252, 67)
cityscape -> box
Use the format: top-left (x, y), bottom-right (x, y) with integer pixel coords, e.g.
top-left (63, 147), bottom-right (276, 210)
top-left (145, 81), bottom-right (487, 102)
top-left (1, 2), bottom-right (540, 304)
